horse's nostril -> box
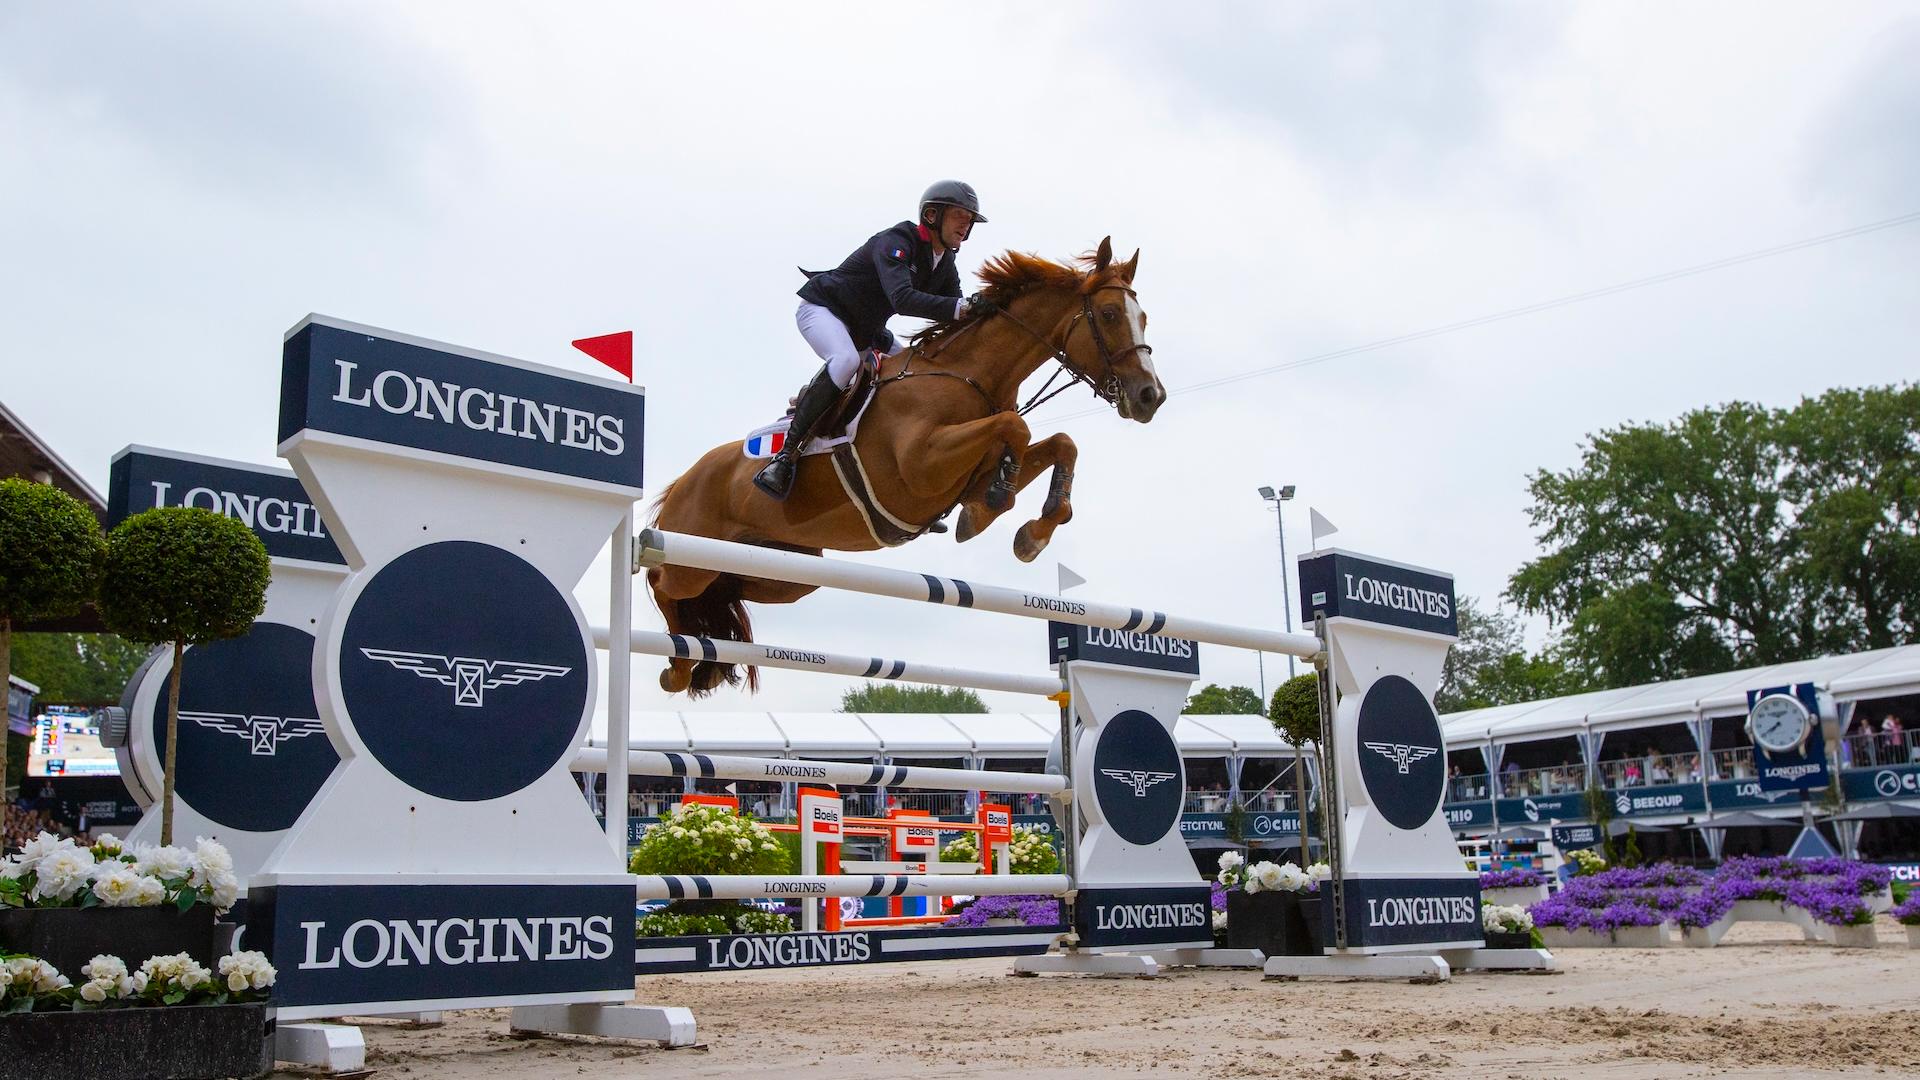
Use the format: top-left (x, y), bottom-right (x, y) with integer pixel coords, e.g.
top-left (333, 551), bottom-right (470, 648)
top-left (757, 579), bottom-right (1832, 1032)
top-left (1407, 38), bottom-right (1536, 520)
top-left (1140, 385), bottom-right (1162, 407)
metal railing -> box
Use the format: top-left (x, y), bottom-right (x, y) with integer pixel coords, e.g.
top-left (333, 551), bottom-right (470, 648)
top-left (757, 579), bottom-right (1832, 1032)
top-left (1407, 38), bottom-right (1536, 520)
top-left (1710, 747), bottom-right (1756, 780)
top-left (1449, 773), bottom-right (1491, 802)
top-left (1595, 750), bottom-right (1703, 789)
top-left (1497, 763), bottom-right (1588, 798)
top-left (882, 791), bottom-right (971, 817)
top-left (1841, 730), bottom-right (1920, 769)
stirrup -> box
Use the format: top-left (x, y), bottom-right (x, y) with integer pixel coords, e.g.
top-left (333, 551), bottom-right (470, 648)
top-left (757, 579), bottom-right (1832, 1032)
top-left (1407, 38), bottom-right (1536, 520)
top-left (753, 454), bottom-right (798, 500)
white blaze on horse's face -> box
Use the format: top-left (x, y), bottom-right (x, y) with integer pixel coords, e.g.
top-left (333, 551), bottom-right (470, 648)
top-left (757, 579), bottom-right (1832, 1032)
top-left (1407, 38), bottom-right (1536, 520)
top-left (1111, 291), bottom-right (1163, 424)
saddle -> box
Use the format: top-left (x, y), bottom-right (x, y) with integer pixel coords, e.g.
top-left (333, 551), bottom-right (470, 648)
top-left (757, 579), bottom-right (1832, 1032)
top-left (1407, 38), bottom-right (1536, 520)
top-left (815, 353), bottom-right (880, 442)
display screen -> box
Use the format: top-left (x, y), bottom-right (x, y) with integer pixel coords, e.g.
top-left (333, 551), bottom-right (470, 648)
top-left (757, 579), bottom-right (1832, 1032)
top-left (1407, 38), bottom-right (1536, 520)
top-left (27, 707), bottom-right (119, 777)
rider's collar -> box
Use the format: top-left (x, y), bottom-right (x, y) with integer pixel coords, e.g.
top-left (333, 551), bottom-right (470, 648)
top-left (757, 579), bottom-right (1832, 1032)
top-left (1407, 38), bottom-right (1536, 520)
top-left (916, 223), bottom-right (932, 242)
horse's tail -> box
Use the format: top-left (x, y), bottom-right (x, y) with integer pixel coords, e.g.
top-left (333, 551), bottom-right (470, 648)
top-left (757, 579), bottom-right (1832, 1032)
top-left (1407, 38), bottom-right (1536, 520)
top-left (654, 573), bottom-right (759, 698)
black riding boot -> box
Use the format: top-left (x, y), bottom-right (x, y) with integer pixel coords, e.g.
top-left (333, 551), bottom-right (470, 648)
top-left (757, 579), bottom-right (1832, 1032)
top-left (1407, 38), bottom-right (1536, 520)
top-left (753, 366), bottom-right (842, 500)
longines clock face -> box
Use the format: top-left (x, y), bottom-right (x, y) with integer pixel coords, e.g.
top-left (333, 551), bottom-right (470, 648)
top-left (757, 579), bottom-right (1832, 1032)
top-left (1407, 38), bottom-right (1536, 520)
top-left (1749, 694), bottom-right (1811, 754)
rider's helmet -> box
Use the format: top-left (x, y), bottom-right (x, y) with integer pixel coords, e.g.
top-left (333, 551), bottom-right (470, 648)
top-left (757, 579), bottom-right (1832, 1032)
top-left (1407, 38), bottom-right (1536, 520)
top-left (919, 180), bottom-right (987, 230)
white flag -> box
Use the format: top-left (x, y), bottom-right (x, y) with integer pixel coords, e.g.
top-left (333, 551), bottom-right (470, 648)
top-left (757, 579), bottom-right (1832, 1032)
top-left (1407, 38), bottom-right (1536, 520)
top-left (1057, 563), bottom-right (1087, 592)
top-left (1309, 508), bottom-right (1339, 546)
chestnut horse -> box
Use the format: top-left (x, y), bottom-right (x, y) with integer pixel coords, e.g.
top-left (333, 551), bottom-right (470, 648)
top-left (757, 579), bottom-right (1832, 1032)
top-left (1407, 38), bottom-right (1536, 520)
top-left (648, 237), bottom-right (1161, 695)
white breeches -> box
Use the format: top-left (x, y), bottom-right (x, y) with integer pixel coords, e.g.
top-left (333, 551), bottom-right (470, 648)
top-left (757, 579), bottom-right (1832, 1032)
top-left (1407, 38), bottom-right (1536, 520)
top-left (797, 301), bottom-right (902, 389)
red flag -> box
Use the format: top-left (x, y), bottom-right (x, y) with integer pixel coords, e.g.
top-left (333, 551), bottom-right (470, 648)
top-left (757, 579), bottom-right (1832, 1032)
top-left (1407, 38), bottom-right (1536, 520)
top-left (572, 331), bottom-right (633, 381)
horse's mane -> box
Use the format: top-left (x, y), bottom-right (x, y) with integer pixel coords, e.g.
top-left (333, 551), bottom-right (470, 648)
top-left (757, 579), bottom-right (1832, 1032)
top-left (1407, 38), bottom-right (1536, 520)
top-left (911, 248), bottom-right (1124, 347)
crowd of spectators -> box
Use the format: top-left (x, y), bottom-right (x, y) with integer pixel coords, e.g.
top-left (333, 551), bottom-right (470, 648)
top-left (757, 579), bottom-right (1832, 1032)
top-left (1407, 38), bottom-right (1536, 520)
top-left (3, 803), bottom-right (72, 855)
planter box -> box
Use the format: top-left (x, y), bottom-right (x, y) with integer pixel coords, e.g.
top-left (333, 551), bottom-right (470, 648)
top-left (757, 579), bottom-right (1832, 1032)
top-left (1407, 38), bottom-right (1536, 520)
top-left (1677, 917), bottom-right (1732, 948)
top-left (1829, 923), bottom-right (1877, 949)
top-left (1869, 887), bottom-right (1894, 915)
top-left (1482, 885), bottom-right (1549, 908)
top-left (1905, 925), bottom-right (1920, 950)
top-left (0, 1003), bottom-right (272, 1080)
top-left (1484, 929), bottom-right (1532, 950)
top-left (0, 906), bottom-right (217, 982)
top-left (1226, 890), bottom-right (1321, 956)
top-left (1725, 900), bottom-right (1827, 942)
top-left (1539, 923), bottom-right (1668, 948)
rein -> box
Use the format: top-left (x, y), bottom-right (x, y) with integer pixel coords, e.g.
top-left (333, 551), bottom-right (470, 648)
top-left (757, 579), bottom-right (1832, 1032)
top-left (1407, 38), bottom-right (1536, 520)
top-left (884, 285), bottom-right (1150, 418)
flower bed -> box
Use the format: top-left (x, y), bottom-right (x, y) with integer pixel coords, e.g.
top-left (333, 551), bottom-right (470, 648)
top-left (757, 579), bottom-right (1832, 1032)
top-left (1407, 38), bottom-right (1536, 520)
top-left (1479, 867), bottom-right (1550, 908)
top-left (1533, 857), bottom-right (1893, 949)
top-left (940, 894), bottom-right (1062, 929)
top-left (628, 804), bottom-right (796, 937)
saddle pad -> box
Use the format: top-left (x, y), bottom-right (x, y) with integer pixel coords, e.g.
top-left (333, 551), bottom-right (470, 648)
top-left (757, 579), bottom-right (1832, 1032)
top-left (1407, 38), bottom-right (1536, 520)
top-left (740, 386), bottom-right (876, 460)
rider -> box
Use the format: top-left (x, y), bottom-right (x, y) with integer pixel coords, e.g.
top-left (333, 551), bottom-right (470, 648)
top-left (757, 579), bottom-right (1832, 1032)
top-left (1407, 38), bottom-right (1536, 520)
top-left (753, 179), bottom-right (994, 500)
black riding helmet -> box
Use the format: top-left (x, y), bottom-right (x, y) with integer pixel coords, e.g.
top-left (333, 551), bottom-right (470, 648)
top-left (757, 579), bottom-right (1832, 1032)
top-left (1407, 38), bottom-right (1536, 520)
top-left (919, 180), bottom-right (987, 229)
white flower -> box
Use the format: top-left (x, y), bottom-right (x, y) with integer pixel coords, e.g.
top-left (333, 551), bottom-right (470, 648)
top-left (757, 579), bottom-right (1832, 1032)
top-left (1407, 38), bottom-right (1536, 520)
top-left (14, 831), bottom-right (69, 872)
top-left (92, 835), bottom-right (125, 857)
top-left (1217, 851), bottom-right (1245, 873)
top-left (82, 955), bottom-right (128, 982)
top-left (208, 869), bottom-right (241, 913)
top-left (6, 957), bottom-right (70, 995)
top-left (1211, 910), bottom-right (1228, 931)
top-left (79, 980), bottom-right (107, 1003)
top-left (132, 875), bottom-right (167, 906)
top-left (191, 837), bottom-right (233, 878)
top-left (90, 865), bottom-right (148, 907)
top-left (0, 965), bottom-right (12, 992)
top-left (31, 846), bottom-right (96, 902)
top-left (0, 856), bottom-right (22, 882)
top-left (131, 844), bottom-right (194, 882)
top-left (218, 951), bottom-right (276, 992)
top-left (79, 954), bottom-right (132, 1002)
top-left (1307, 862), bottom-right (1331, 882)
top-left (1483, 903), bottom-right (1534, 934)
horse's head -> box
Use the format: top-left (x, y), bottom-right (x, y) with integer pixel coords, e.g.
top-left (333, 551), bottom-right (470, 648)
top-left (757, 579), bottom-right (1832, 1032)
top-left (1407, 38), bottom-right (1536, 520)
top-left (1067, 237), bottom-right (1162, 423)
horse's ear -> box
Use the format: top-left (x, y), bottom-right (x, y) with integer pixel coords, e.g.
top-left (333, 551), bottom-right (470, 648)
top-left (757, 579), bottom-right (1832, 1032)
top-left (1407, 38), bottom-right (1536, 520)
top-left (1118, 248), bottom-right (1140, 283)
top-left (1094, 236), bottom-right (1112, 272)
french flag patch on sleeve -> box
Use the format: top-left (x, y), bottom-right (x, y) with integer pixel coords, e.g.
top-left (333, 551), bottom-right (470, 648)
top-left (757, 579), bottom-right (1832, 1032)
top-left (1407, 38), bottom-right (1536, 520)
top-left (889, 247), bottom-right (906, 260)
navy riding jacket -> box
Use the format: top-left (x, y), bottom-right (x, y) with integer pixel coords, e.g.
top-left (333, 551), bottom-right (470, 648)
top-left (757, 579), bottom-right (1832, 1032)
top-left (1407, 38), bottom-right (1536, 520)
top-left (798, 221), bottom-right (962, 352)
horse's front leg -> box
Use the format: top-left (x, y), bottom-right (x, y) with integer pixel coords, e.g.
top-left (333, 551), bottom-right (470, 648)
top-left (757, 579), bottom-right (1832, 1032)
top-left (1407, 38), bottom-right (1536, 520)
top-left (954, 432), bottom-right (1077, 561)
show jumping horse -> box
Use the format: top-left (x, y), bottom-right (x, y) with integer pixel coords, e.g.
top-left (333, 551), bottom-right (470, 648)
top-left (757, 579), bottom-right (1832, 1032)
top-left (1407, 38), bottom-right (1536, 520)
top-left (648, 237), bottom-right (1162, 695)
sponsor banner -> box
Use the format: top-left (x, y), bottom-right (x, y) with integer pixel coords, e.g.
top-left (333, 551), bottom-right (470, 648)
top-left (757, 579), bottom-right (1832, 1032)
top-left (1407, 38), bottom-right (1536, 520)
top-left (1074, 886), bottom-right (1215, 948)
top-left (279, 317), bottom-right (645, 491)
top-left (1048, 621), bottom-right (1200, 675)
top-left (108, 447), bottom-right (345, 566)
top-left (1178, 811), bottom-right (1306, 840)
top-left (1877, 863), bottom-right (1920, 885)
top-left (980, 803), bottom-right (1013, 845)
top-left (1442, 801), bottom-right (1494, 830)
top-left (633, 924), bottom-right (1061, 974)
top-left (1012, 814), bottom-right (1058, 836)
top-left (679, 794), bottom-right (739, 811)
top-left (1610, 783), bottom-right (1707, 818)
top-left (1707, 778), bottom-right (1801, 810)
top-left (800, 787), bottom-right (842, 841)
top-left (254, 883), bottom-right (634, 1011)
top-left (1551, 824), bottom-right (1602, 851)
top-left (41, 776), bottom-right (143, 827)
top-left (1747, 684), bottom-right (1830, 792)
top-left (1297, 551), bottom-right (1458, 638)
top-left (1331, 876), bottom-right (1483, 949)
top-left (1493, 792), bottom-right (1586, 825)
top-left (891, 809), bottom-right (938, 852)
top-left (1844, 764), bottom-right (1920, 802)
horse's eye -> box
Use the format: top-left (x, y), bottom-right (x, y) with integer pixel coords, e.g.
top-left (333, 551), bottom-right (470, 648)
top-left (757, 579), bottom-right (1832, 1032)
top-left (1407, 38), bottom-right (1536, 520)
top-left (1101, 308), bottom-right (1117, 321)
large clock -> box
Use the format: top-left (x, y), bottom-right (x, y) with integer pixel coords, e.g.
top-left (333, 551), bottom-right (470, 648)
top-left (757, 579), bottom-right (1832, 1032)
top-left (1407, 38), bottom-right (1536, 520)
top-left (1747, 693), bottom-right (1813, 754)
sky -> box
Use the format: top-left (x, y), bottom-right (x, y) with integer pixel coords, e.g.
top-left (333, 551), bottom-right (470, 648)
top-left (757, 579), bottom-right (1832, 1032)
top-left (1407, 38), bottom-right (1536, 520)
top-left (4, 3), bottom-right (1917, 730)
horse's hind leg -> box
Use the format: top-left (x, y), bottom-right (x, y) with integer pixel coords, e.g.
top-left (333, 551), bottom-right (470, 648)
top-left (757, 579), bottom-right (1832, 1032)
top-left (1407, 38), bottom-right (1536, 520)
top-left (648, 564), bottom-right (721, 693)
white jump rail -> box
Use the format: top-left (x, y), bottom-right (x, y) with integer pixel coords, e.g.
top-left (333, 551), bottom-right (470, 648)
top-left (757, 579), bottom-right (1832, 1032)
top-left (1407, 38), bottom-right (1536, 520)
top-left (570, 747), bottom-right (1070, 796)
top-left (635, 528), bottom-right (1322, 658)
top-left (588, 626), bottom-right (1060, 697)
top-left (635, 873), bottom-right (1070, 900)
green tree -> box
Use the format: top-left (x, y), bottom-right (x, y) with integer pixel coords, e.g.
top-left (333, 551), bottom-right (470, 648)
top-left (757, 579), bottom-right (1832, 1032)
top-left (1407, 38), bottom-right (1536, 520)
top-left (1436, 596), bottom-right (1589, 713)
top-left (1185, 683), bottom-right (1263, 714)
top-left (97, 508), bottom-right (270, 844)
top-left (1509, 401), bottom-right (1811, 685)
top-left (10, 633), bottom-right (151, 703)
top-left (0, 478), bottom-right (106, 806)
top-left (1778, 385), bottom-right (1920, 650)
top-left (839, 682), bottom-right (986, 712)
top-left (1268, 672), bottom-right (1321, 866)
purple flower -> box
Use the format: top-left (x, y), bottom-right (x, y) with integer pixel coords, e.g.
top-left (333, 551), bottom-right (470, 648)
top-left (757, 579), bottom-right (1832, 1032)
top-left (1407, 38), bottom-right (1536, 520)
top-left (1210, 880), bottom-right (1229, 912)
top-left (941, 894), bottom-right (1063, 929)
top-left (1891, 894), bottom-right (1920, 925)
top-left (1480, 868), bottom-right (1546, 889)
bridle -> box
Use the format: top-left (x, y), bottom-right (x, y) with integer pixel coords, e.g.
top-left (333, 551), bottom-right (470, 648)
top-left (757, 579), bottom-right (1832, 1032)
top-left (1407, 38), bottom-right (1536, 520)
top-left (890, 284), bottom-right (1152, 417)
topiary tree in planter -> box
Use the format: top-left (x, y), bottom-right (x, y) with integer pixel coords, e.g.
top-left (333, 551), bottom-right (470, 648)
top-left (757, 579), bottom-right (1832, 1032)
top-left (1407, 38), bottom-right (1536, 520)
top-left (1269, 672), bottom-right (1322, 868)
top-left (0, 478), bottom-right (106, 814)
top-left (96, 508), bottom-right (269, 845)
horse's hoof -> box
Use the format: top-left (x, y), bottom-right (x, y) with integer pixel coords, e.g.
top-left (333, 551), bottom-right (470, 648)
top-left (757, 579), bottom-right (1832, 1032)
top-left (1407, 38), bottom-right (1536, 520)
top-left (1013, 523), bottom-right (1050, 563)
top-left (956, 508), bottom-right (983, 543)
top-left (659, 666), bottom-right (689, 693)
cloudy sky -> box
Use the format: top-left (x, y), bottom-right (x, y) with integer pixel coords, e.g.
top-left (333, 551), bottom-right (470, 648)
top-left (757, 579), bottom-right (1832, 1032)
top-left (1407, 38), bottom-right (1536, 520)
top-left (4, 3), bottom-right (1916, 727)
